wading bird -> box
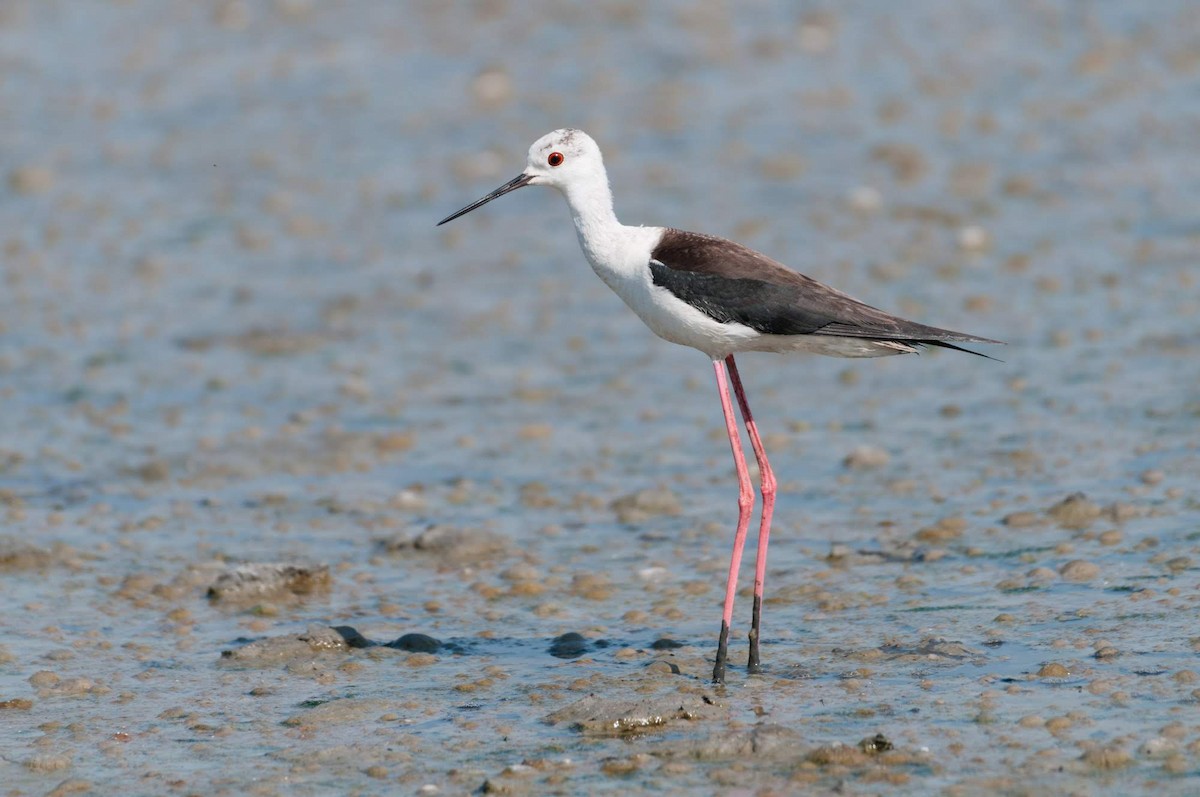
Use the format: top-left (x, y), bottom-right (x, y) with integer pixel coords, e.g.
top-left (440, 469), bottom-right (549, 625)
top-left (438, 129), bottom-right (1001, 683)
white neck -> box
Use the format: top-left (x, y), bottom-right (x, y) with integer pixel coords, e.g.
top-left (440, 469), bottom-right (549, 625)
top-left (563, 173), bottom-right (621, 259)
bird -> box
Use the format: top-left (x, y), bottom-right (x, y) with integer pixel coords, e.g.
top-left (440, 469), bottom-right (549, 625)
top-left (437, 129), bottom-right (1001, 684)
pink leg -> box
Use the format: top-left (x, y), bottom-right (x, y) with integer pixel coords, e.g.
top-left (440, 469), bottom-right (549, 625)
top-left (725, 355), bottom-right (776, 673)
top-left (711, 359), bottom-right (755, 684)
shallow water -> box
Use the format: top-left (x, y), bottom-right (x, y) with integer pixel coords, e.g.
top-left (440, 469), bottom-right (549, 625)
top-left (2, 1), bottom-right (1200, 794)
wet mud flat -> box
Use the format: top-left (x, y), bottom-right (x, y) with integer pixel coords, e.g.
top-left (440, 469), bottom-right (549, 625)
top-left (3, 1), bottom-right (1200, 795)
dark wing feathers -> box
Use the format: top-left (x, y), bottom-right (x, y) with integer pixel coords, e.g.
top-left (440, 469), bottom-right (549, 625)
top-left (647, 263), bottom-right (832, 335)
top-left (649, 228), bottom-right (1002, 347)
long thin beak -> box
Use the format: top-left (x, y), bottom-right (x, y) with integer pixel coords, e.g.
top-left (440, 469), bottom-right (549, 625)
top-left (436, 173), bottom-right (534, 226)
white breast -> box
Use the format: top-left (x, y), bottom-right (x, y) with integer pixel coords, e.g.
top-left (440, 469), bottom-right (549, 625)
top-left (574, 225), bottom-right (758, 360)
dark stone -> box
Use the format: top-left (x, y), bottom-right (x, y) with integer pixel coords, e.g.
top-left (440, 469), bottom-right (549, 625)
top-left (650, 638), bottom-right (685, 650)
top-left (386, 633), bottom-right (441, 653)
top-left (548, 632), bottom-right (588, 659)
top-left (331, 625), bottom-right (374, 648)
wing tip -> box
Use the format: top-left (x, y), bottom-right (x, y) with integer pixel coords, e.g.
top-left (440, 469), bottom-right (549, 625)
top-left (920, 340), bottom-right (1005, 361)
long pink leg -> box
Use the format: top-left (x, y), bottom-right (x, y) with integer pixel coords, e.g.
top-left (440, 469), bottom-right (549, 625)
top-left (725, 355), bottom-right (776, 673)
top-left (711, 358), bottom-right (755, 684)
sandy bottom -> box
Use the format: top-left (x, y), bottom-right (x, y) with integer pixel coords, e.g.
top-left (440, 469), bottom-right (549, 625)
top-left (3, 2), bottom-right (1200, 794)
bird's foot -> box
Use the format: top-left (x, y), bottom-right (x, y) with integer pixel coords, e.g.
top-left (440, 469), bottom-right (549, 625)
top-left (712, 621), bottom-right (730, 684)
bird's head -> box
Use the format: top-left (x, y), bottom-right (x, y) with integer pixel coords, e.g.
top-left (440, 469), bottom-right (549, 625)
top-left (437, 128), bottom-right (606, 226)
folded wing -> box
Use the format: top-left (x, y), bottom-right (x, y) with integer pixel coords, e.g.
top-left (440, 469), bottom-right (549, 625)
top-left (649, 228), bottom-right (1002, 352)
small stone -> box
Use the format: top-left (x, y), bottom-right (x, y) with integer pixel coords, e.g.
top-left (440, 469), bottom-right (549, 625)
top-left (914, 517), bottom-right (966, 543)
top-left (1059, 560), bottom-right (1100, 582)
top-left (24, 754), bottom-right (72, 772)
top-left (958, 225), bottom-right (990, 251)
top-left (1080, 746), bottom-right (1132, 770)
top-left (843, 446), bottom-right (889, 469)
top-left (1093, 646), bottom-right (1120, 661)
top-left (847, 186), bottom-right (882, 213)
top-left (386, 633), bottom-right (440, 653)
top-left (650, 638), bottom-right (685, 650)
top-left (645, 660), bottom-right (681, 676)
top-left (1140, 469), bottom-right (1164, 485)
top-left (1037, 662), bottom-right (1070, 679)
top-left (1001, 511), bottom-right (1039, 528)
top-left (1027, 567), bottom-right (1057, 583)
top-left (858, 733), bottom-right (893, 753)
top-left (405, 653), bottom-right (437, 667)
top-left (610, 488), bottom-right (681, 524)
top-left (808, 743), bottom-right (870, 767)
top-left (548, 632), bottom-right (588, 659)
top-left (1046, 493), bottom-right (1101, 529)
top-left (1139, 737), bottom-right (1179, 759)
top-left (207, 563), bottom-right (331, 604)
top-left (9, 166), bottom-right (55, 195)
top-left (0, 698), bottom-right (33, 710)
top-left (29, 671), bottom-right (60, 688)
top-left (1165, 556), bottom-right (1191, 573)
top-left (382, 525), bottom-right (510, 565)
top-left (471, 69), bottom-right (514, 109)
top-left (1045, 716), bottom-right (1073, 733)
top-left (570, 573), bottom-right (613, 601)
top-left (600, 755), bottom-right (647, 776)
top-left (134, 459), bottom-right (170, 482)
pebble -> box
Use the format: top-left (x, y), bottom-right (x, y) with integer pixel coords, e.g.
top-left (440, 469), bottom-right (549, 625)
top-left (548, 632), bottom-right (589, 659)
top-left (544, 691), bottom-right (724, 737)
top-left (1045, 716), bottom-right (1073, 733)
top-left (382, 525), bottom-right (511, 565)
top-left (1139, 737), bottom-right (1178, 759)
top-left (650, 638), bottom-right (685, 650)
top-left (386, 633), bottom-right (440, 653)
top-left (1001, 511), bottom-right (1039, 528)
top-left (405, 653), bottom-right (437, 667)
top-left (847, 186), bottom-right (882, 212)
top-left (843, 445), bottom-right (889, 469)
top-left (915, 517), bottom-right (966, 542)
top-left (644, 660), bottom-right (681, 676)
top-left (207, 563), bottom-right (331, 604)
top-left (24, 754), bottom-right (72, 772)
top-left (9, 166), bottom-right (55, 195)
top-left (570, 573), bottom-right (613, 601)
top-left (1059, 560), bottom-right (1100, 582)
top-left (1037, 662), bottom-right (1070, 679)
top-left (1079, 746), bottom-right (1132, 770)
top-left (219, 625), bottom-right (348, 665)
top-left (957, 225), bottom-right (990, 251)
top-left (471, 69), bottom-right (514, 108)
top-left (610, 488), bottom-right (681, 523)
top-left (1046, 493), bottom-right (1101, 529)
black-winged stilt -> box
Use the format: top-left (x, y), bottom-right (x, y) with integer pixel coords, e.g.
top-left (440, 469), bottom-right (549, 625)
top-left (437, 129), bottom-right (1002, 684)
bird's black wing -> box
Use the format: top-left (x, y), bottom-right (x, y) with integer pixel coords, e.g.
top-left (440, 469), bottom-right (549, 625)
top-left (649, 228), bottom-right (1002, 348)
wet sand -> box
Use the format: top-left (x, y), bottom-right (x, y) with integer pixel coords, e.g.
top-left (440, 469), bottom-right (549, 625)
top-left (2, 2), bottom-right (1200, 794)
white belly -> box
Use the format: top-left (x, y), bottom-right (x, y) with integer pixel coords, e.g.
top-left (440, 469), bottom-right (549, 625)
top-left (594, 259), bottom-right (910, 360)
top-left (578, 225), bottom-right (912, 361)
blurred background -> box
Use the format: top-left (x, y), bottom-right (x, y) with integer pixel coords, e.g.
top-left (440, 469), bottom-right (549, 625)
top-left (2, 1), bottom-right (1199, 793)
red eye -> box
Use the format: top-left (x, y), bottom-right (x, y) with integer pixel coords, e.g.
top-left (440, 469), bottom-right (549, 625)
top-left (547, 152), bottom-right (564, 167)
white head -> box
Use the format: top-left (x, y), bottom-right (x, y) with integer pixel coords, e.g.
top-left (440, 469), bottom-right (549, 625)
top-left (521, 128), bottom-right (606, 191)
top-left (437, 128), bottom-right (610, 226)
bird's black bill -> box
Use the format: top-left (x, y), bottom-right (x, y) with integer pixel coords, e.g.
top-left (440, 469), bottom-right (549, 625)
top-left (436, 173), bottom-right (533, 226)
